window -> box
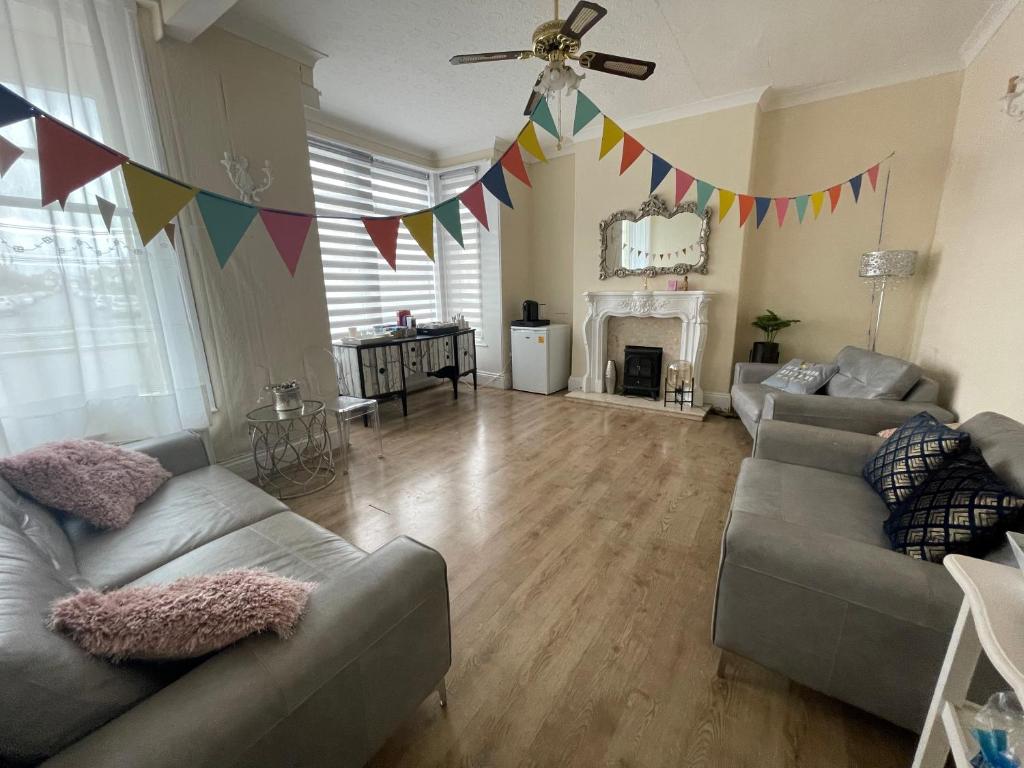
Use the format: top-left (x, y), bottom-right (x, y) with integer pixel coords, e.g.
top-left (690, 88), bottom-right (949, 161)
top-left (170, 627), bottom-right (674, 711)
top-left (308, 137), bottom-right (486, 341)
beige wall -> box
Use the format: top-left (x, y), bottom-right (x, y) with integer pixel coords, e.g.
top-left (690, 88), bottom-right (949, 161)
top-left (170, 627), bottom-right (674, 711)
top-left (911, 5), bottom-right (1024, 423)
top-left (141, 26), bottom-right (333, 462)
top-left (527, 154), bottom-right (575, 326)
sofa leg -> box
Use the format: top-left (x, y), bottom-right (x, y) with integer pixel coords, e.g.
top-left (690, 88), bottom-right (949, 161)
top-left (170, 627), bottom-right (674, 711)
top-left (436, 677), bottom-right (448, 708)
top-left (715, 651), bottom-right (728, 679)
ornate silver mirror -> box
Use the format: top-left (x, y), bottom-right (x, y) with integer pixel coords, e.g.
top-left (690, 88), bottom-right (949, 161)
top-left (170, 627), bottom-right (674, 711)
top-left (598, 195), bottom-right (710, 280)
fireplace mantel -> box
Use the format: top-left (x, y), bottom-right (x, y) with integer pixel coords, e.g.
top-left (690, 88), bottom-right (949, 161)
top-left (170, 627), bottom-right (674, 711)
top-left (580, 290), bottom-right (715, 406)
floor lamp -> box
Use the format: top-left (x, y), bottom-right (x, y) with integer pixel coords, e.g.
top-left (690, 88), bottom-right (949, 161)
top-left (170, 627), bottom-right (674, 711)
top-left (859, 250), bottom-right (916, 352)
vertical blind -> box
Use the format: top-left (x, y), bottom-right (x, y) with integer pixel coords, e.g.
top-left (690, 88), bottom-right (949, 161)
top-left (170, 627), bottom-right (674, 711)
top-left (437, 166), bottom-right (483, 331)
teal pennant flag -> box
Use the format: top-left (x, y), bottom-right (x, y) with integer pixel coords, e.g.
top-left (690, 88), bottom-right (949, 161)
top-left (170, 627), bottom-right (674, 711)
top-left (695, 180), bottom-right (715, 212)
top-left (531, 97), bottom-right (560, 140)
top-left (433, 198), bottom-right (463, 247)
top-left (794, 194), bottom-right (809, 222)
top-left (196, 191), bottom-right (257, 268)
top-left (573, 91), bottom-right (601, 135)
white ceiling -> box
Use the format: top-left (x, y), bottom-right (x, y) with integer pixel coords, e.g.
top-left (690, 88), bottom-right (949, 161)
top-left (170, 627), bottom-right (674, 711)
top-left (220, 0), bottom-right (1014, 161)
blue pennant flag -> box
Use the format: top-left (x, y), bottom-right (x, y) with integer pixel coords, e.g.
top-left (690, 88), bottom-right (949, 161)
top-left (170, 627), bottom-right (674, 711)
top-left (849, 174), bottom-right (863, 203)
top-left (481, 163), bottom-right (512, 209)
top-left (649, 154), bottom-right (672, 194)
top-left (755, 197), bottom-right (772, 228)
top-left (0, 85), bottom-right (36, 129)
top-left (196, 191), bottom-right (257, 268)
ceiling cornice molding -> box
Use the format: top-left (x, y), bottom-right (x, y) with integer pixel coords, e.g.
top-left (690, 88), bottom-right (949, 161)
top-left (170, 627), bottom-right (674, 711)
top-left (958, 0), bottom-right (1021, 66)
top-left (306, 106), bottom-right (437, 168)
top-left (216, 13), bottom-right (326, 68)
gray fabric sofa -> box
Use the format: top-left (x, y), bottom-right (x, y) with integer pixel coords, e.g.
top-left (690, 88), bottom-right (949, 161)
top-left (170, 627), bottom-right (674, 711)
top-left (713, 412), bottom-right (1024, 732)
top-left (0, 431), bottom-right (451, 768)
top-left (731, 345), bottom-right (954, 438)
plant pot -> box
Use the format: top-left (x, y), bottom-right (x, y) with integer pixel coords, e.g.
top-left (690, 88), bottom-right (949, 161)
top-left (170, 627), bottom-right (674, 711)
top-left (750, 342), bottom-right (780, 364)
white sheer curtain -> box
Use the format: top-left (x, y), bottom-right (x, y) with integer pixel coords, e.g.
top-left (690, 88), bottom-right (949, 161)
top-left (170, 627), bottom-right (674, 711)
top-left (0, 0), bottom-right (210, 455)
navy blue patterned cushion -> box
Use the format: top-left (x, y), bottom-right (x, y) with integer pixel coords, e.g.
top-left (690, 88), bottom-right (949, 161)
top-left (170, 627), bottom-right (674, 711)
top-left (884, 450), bottom-right (1024, 562)
top-left (863, 412), bottom-right (971, 512)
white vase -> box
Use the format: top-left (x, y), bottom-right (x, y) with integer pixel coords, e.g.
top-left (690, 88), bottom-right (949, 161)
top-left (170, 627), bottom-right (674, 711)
top-left (604, 360), bottom-right (617, 395)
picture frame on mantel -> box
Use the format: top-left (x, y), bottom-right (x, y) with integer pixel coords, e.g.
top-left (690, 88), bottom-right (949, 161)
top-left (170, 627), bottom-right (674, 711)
top-left (598, 195), bottom-right (711, 280)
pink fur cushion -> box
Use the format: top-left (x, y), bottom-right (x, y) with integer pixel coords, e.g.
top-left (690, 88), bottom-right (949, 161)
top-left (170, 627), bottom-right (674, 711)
top-left (49, 569), bottom-right (316, 660)
top-left (0, 439), bottom-right (171, 529)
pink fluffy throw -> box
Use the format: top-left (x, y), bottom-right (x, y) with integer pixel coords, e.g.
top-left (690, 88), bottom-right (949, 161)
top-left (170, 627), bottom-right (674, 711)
top-left (0, 439), bottom-right (171, 529)
top-left (50, 569), bottom-right (317, 660)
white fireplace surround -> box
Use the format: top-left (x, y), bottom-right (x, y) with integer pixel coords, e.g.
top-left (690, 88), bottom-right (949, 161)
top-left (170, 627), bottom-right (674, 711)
top-left (581, 290), bottom-right (715, 406)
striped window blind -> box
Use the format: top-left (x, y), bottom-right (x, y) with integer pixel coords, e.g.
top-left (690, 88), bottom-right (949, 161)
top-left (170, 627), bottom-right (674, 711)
top-left (437, 166), bottom-right (483, 331)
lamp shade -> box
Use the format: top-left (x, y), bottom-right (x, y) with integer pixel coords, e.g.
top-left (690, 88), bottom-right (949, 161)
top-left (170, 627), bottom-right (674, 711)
top-left (859, 250), bottom-right (917, 279)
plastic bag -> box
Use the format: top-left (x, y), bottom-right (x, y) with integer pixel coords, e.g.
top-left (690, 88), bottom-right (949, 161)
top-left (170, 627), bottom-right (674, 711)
top-left (971, 692), bottom-right (1024, 768)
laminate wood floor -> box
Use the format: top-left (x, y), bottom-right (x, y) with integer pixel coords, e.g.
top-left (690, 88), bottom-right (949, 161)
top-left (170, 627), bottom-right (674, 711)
top-left (288, 386), bottom-right (917, 768)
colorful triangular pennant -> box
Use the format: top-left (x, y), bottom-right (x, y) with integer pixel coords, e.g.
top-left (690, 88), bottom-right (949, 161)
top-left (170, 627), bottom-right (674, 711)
top-left (0, 85), bottom-right (36, 129)
top-left (755, 197), bottom-right (772, 228)
top-left (363, 217), bottom-right (400, 270)
top-left (531, 97), bottom-right (560, 140)
top-left (260, 209), bottom-right (313, 276)
top-left (195, 191), bottom-right (257, 268)
top-left (738, 195), bottom-right (755, 227)
top-left (828, 184), bottom-right (842, 213)
top-left (122, 162), bottom-right (197, 245)
top-left (794, 195), bottom-right (809, 223)
top-left (459, 182), bottom-right (489, 230)
top-left (163, 222), bottom-right (176, 248)
top-left (849, 174), bottom-right (862, 202)
top-left (619, 134), bottom-right (645, 175)
top-left (481, 163), bottom-right (512, 209)
top-left (518, 122), bottom-right (546, 163)
top-left (36, 117), bottom-right (123, 209)
top-left (650, 154), bottom-right (672, 194)
top-left (675, 170), bottom-right (694, 205)
top-left (775, 197), bottom-right (790, 226)
top-left (718, 189), bottom-right (736, 222)
top-left (501, 143), bottom-right (531, 188)
top-left (810, 191), bottom-right (825, 219)
top-left (433, 198), bottom-right (463, 247)
top-left (0, 136), bottom-right (23, 177)
top-left (695, 180), bottom-right (714, 212)
top-left (95, 195), bottom-right (116, 233)
top-left (402, 210), bottom-right (434, 261)
top-left (599, 117), bottom-right (624, 160)
top-left (573, 91), bottom-right (601, 135)
top-left (866, 164), bottom-right (880, 191)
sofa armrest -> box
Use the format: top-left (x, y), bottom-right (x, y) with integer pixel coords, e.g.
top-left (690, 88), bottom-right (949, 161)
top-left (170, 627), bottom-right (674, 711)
top-left (42, 536), bottom-right (451, 768)
top-left (763, 392), bottom-right (956, 435)
top-left (753, 420), bottom-right (883, 476)
top-left (127, 430), bottom-right (209, 475)
top-left (733, 362), bottom-right (781, 385)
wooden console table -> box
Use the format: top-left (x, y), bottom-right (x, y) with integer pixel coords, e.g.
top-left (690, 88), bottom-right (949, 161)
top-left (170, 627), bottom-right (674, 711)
top-left (333, 328), bottom-right (477, 416)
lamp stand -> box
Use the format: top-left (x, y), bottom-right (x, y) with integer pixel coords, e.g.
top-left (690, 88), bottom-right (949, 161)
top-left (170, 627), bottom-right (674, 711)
top-left (866, 276), bottom-right (889, 352)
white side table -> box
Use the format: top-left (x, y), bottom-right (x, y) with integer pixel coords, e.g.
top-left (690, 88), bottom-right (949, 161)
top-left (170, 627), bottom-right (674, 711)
top-left (912, 552), bottom-right (1024, 767)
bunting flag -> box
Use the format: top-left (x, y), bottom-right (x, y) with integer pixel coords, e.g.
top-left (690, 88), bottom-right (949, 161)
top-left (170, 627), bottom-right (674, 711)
top-left (810, 191), bottom-right (825, 219)
top-left (362, 217), bottom-right (400, 271)
top-left (775, 197), bottom-right (790, 226)
top-left (755, 197), bottom-right (772, 228)
top-left (122, 162), bottom-right (197, 245)
top-left (531, 97), bottom-right (560, 140)
top-left (501, 142), bottom-right (531, 188)
top-left (794, 195), bottom-right (809, 223)
top-left (37, 117), bottom-right (123, 209)
top-left (402, 210), bottom-right (434, 261)
top-left (0, 136), bottom-right (23, 177)
top-left (481, 163), bottom-right (512, 208)
top-left (260, 209), bottom-right (313, 276)
top-left (867, 164), bottom-right (881, 191)
top-left (0, 87), bottom-right (35, 129)
top-left (163, 222), bottom-right (176, 248)
top-left (738, 195), bottom-right (755, 227)
top-left (573, 91), bottom-right (601, 135)
top-left (675, 170), bottom-right (694, 205)
top-left (518, 122), bottom-right (546, 162)
top-left (619, 134), bottom-right (644, 175)
top-left (718, 189), bottom-right (736, 222)
top-left (599, 117), bottom-right (624, 160)
top-left (433, 197), bottom-right (464, 247)
top-left (650, 154), bottom-right (672, 194)
top-left (459, 181), bottom-right (489, 230)
top-left (695, 180), bottom-right (714, 212)
top-left (828, 184), bottom-right (842, 213)
top-left (195, 191), bottom-right (257, 268)
top-left (95, 195), bottom-right (116, 233)
top-left (849, 174), bottom-right (862, 202)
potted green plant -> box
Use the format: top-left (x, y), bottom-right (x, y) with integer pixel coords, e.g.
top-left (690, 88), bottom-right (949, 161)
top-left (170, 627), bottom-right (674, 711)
top-left (750, 309), bottom-right (800, 364)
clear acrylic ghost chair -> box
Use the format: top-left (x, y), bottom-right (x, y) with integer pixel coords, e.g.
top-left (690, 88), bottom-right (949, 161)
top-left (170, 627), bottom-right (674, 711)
top-left (302, 346), bottom-right (383, 474)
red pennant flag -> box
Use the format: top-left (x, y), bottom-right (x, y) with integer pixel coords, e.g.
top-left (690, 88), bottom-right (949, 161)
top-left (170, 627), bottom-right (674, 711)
top-left (866, 164), bottom-right (880, 191)
top-left (827, 184), bottom-right (842, 213)
top-left (675, 170), bottom-right (695, 205)
top-left (459, 181), bottom-right (489, 231)
top-left (362, 217), bottom-right (400, 271)
top-left (619, 133), bottom-right (645, 175)
top-left (0, 135), bottom-right (23, 177)
top-left (501, 143), bottom-right (531, 188)
top-left (775, 197), bottom-right (790, 226)
top-left (738, 195), bottom-right (755, 227)
top-left (36, 117), bottom-right (123, 208)
top-left (261, 209), bottom-right (314, 276)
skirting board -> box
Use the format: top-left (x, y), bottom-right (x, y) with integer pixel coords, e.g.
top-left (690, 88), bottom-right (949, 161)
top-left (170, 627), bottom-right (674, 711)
top-left (477, 370), bottom-right (511, 389)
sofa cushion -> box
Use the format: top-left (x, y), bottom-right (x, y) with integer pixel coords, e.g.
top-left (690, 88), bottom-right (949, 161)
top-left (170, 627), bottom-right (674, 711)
top-left (762, 359), bottom-right (839, 394)
top-left (65, 465), bottom-right (288, 589)
top-left (0, 476), bottom-right (78, 579)
top-left (826, 346), bottom-right (922, 400)
top-left (961, 412), bottom-right (1024, 497)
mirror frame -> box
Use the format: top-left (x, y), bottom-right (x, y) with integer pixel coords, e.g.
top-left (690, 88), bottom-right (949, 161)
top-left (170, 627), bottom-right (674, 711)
top-left (598, 194), bottom-right (711, 280)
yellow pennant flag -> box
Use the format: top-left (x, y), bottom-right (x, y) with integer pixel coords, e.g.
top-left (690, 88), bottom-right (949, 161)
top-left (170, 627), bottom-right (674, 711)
top-left (810, 191), bottom-right (825, 219)
top-left (402, 210), bottom-right (434, 261)
top-left (599, 116), bottom-right (624, 160)
top-left (718, 189), bottom-right (736, 222)
top-left (518, 122), bottom-right (547, 163)
top-left (122, 162), bottom-right (197, 245)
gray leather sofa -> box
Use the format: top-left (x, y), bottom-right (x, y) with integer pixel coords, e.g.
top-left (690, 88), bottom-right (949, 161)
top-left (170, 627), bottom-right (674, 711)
top-left (0, 431), bottom-right (451, 768)
top-left (713, 412), bottom-right (1024, 732)
top-left (731, 345), bottom-right (954, 438)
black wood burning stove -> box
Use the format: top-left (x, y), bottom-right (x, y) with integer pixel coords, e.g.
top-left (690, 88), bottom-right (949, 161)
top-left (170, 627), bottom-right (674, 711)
top-left (623, 345), bottom-right (663, 400)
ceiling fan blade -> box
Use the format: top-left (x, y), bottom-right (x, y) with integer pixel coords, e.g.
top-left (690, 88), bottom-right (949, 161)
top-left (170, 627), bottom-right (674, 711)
top-left (577, 51), bottom-right (656, 80)
top-left (559, 2), bottom-right (607, 39)
top-left (450, 51), bottom-right (533, 65)
top-left (523, 75), bottom-right (544, 116)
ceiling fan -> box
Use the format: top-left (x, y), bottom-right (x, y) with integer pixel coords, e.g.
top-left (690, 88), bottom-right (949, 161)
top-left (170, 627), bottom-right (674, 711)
top-left (450, 1), bottom-right (656, 116)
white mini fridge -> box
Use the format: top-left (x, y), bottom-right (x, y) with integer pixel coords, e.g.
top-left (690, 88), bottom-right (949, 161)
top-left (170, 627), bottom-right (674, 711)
top-left (511, 324), bottom-right (570, 394)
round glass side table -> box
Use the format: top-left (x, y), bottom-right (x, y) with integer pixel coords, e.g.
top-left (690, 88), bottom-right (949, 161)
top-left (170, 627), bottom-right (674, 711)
top-left (246, 400), bottom-right (336, 499)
